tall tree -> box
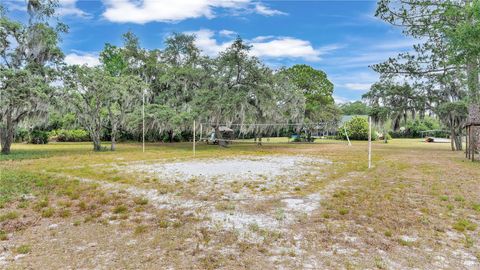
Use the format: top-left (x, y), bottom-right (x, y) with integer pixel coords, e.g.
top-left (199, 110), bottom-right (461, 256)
top-left (282, 64), bottom-right (338, 137)
top-left (340, 101), bottom-right (371, 115)
top-left (370, 0), bottom-right (478, 151)
top-left (65, 66), bottom-right (109, 151)
top-left (0, 0), bottom-right (66, 154)
top-left (100, 43), bottom-right (144, 150)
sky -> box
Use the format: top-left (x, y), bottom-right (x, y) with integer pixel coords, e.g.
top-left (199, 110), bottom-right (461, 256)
top-left (4, 0), bottom-right (418, 103)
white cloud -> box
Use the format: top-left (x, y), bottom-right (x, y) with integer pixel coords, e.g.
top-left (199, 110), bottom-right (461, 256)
top-left (186, 29), bottom-right (231, 56)
top-left (4, 0), bottom-right (89, 18)
top-left (102, 0), bottom-right (284, 24)
top-left (254, 3), bottom-right (287, 16)
top-left (344, 83), bottom-right (372, 91)
top-left (330, 71), bottom-right (378, 94)
top-left (219, 30), bottom-right (237, 37)
top-left (57, 0), bottom-right (90, 17)
top-left (64, 52), bottom-right (100, 66)
top-left (188, 30), bottom-right (328, 61)
top-left (250, 37), bottom-right (321, 61)
top-left (333, 95), bottom-right (353, 104)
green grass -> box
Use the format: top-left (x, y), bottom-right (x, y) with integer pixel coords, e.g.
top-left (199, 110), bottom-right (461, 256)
top-left (0, 230), bottom-right (8, 241)
top-left (41, 207), bottom-right (55, 218)
top-left (133, 197), bottom-right (149, 205)
top-left (134, 224), bottom-right (148, 235)
top-left (1, 139), bottom-right (479, 269)
top-left (16, 244), bottom-right (31, 254)
top-left (0, 211), bottom-right (19, 222)
top-left (453, 219), bottom-right (477, 232)
top-left (113, 205), bottom-right (128, 214)
top-left (0, 170), bottom-right (45, 205)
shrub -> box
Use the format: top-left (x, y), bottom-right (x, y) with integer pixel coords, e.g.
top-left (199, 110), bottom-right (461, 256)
top-left (29, 130), bottom-right (49, 144)
top-left (378, 132), bottom-right (392, 141)
top-left (14, 128), bottom-right (29, 142)
top-left (406, 117), bottom-right (441, 138)
top-left (49, 129), bottom-right (90, 142)
top-left (390, 117), bottom-right (442, 138)
top-left (338, 116), bottom-right (377, 141)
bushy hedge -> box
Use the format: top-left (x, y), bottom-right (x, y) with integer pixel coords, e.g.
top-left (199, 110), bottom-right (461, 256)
top-left (49, 129), bottom-right (90, 142)
top-left (14, 128), bottom-right (29, 142)
top-left (338, 116), bottom-right (377, 141)
top-left (29, 130), bottom-right (49, 144)
top-left (390, 117), bottom-right (442, 138)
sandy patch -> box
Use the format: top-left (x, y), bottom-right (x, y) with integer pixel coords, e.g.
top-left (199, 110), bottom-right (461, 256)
top-left (122, 155), bottom-right (331, 182)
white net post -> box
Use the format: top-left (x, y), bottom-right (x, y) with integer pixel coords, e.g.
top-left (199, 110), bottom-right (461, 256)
top-left (368, 116), bottom-right (372, 169)
top-left (344, 126), bottom-right (352, 146)
top-left (142, 89), bottom-right (145, 153)
top-left (193, 120), bottom-right (196, 156)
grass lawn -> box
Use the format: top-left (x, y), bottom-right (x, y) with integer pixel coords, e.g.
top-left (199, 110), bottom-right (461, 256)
top-left (0, 139), bottom-right (479, 269)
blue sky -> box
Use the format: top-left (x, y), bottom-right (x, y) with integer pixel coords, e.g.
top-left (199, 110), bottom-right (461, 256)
top-left (4, 0), bottom-right (417, 103)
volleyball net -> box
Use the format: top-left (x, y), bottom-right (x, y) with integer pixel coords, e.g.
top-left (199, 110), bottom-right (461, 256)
top-left (194, 122), bottom-right (349, 146)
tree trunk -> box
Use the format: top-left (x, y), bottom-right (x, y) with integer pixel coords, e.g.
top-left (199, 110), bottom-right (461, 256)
top-left (468, 105), bottom-right (480, 158)
top-left (466, 60), bottom-right (479, 105)
top-left (454, 134), bottom-right (462, 151)
top-left (1, 111), bottom-right (15, 155)
top-left (110, 125), bottom-right (117, 151)
top-left (109, 107), bottom-right (117, 151)
top-left (91, 129), bottom-right (101, 151)
top-left (168, 130), bottom-right (174, 143)
top-left (92, 139), bottom-right (101, 151)
top-left (450, 128), bottom-right (456, 151)
top-left (393, 116), bottom-right (400, 131)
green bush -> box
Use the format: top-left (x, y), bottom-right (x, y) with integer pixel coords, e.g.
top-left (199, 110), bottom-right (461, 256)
top-left (338, 116), bottom-right (377, 141)
top-left (49, 129), bottom-right (90, 142)
top-left (15, 128), bottom-right (29, 142)
top-left (406, 117), bottom-right (441, 137)
top-left (29, 130), bottom-right (49, 144)
top-left (390, 117), bottom-right (442, 138)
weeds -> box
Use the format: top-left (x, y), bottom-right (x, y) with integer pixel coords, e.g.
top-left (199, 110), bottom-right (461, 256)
top-left (134, 225), bottom-right (148, 235)
top-left (16, 245), bottom-right (31, 254)
top-left (59, 209), bottom-right (71, 218)
top-left (275, 208), bottom-right (285, 221)
top-left (215, 201), bottom-right (236, 211)
top-left (133, 197), bottom-right (149, 205)
top-left (453, 219), bottom-right (477, 232)
top-left (0, 211), bottom-right (19, 222)
top-left (439, 195), bottom-right (449, 201)
top-left (113, 205), bottom-right (128, 214)
top-left (472, 203), bottom-right (480, 212)
top-left (0, 230), bottom-right (8, 241)
top-left (158, 220), bottom-right (169, 228)
top-left (41, 207), bottom-right (55, 218)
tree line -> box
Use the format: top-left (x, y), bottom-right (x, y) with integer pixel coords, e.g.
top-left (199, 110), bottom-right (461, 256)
top-left (363, 0), bottom-right (480, 152)
top-left (0, 0), bottom-right (339, 154)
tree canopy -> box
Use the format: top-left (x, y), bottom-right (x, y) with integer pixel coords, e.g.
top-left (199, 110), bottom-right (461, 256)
top-left (363, 0), bottom-right (480, 151)
top-left (0, 1), bottom-right (341, 153)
